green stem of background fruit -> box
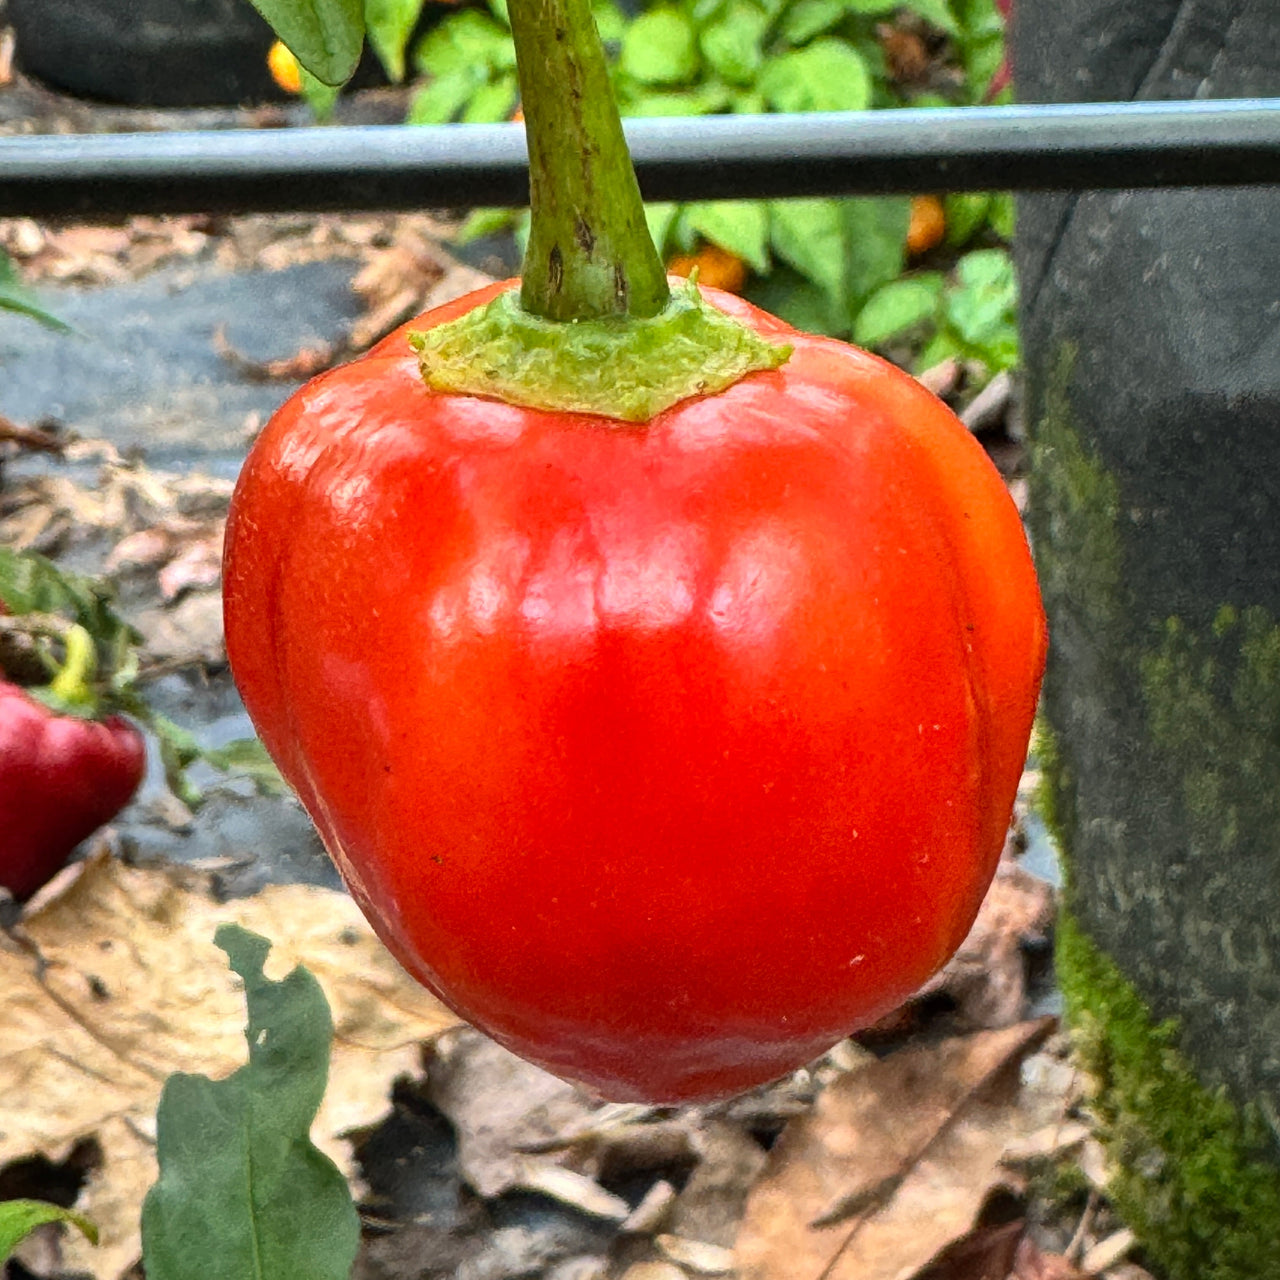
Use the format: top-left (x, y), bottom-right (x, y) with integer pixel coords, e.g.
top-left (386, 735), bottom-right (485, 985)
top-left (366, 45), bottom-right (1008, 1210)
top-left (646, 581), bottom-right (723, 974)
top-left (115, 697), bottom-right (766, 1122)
top-left (507, 0), bottom-right (669, 322)
top-left (47, 623), bottom-right (97, 711)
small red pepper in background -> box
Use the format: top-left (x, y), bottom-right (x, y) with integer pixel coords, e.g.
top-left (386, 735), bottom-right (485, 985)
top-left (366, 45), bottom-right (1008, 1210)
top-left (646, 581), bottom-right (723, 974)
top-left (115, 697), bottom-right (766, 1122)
top-left (0, 678), bottom-right (144, 900)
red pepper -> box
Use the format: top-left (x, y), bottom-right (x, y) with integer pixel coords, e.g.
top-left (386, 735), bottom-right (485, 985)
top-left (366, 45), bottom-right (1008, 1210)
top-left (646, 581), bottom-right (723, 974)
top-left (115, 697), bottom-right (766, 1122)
top-left (0, 678), bottom-right (145, 900)
top-left (223, 280), bottom-right (1045, 1100)
top-left (226, 0), bottom-right (1045, 1101)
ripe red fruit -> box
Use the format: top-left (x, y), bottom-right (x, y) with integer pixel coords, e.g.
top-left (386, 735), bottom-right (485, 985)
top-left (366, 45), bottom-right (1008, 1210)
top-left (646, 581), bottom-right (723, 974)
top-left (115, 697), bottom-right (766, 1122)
top-left (0, 680), bottom-right (145, 900)
top-left (224, 281), bottom-right (1046, 1102)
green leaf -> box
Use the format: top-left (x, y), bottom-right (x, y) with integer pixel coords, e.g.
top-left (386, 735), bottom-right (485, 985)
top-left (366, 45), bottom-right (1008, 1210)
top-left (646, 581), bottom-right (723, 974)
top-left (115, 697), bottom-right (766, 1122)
top-left (0, 250), bottom-right (69, 332)
top-left (779, 0), bottom-right (848, 46)
top-left (1, 1200), bottom-right (97, 1262)
top-left (644, 202), bottom-right (681, 256)
top-left (942, 191), bottom-right (991, 248)
top-left (462, 72), bottom-right (518, 123)
top-left (299, 64), bottom-right (342, 120)
top-left (407, 71), bottom-right (479, 124)
top-left (620, 83), bottom-right (731, 116)
top-left (839, 0), bottom-right (900, 12)
top-left (620, 8), bottom-right (700, 85)
top-left (769, 198), bottom-right (845, 308)
top-left (988, 191), bottom-right (1015, 240)
top-left (682, 201), bottom-right (770, 274)
top-left (592, 0), bottom-right (627, 42)
top-left (141, 926), bottom-right (359, 1280)
top-left (699, 2), bottom-right (767, 85)
top-left (0, 547), bottom-right (140, 662)
top-left (244, 0), bottom-right (364, 86)
top-left (916, 328), bottom-right (963, 369)
top-left (945, 247), bottom-right (1016, 344)
top-left (744, 266), bottom-right (845, 336)
top-left (963, 32), bottom-right (1005, 97)
top-left (455, 206), bottom-right (521, 245)
top-left (364, 0), bottom-right (426, 80)
top-left (757, 38), bottom-right (871, 113)
top-left (901, 0), bottom-right (960, 35)
top-left (414, 9), bottom-right (514, 77)
top-left (204, 738), bottom-right (291, 798)
top-left (853, 273), bottom-right (943, 346)
top-left (839, 195), bottom-right (910, 307)
top-left (150, 714), bottom-right (205, 809)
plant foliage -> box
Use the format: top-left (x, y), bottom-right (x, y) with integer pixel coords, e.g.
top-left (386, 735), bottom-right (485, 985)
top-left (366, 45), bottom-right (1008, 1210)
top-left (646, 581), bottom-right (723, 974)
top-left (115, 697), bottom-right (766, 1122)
top-left (0, 1200), bottom-right (97, 1264)
top-left (141, 926), bottom-right (360, 1280)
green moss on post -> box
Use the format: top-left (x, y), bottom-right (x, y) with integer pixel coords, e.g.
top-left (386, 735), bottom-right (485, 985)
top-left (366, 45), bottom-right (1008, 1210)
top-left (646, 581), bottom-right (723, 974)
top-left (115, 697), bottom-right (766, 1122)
top-left (1056, 913), bottom-right (1280, 1280)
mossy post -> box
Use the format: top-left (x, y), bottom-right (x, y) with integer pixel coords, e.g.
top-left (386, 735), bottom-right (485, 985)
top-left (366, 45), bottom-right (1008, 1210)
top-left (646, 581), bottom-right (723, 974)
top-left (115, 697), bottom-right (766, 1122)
top-left (1015, 2), bottom-right (1280, 1274)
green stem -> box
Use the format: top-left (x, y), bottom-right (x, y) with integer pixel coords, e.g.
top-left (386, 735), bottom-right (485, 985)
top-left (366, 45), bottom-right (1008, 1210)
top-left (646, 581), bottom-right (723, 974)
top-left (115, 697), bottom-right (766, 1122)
top-left (47, 623), bottom-right (97, 710)
top-left (508, 0), bottom-right (669, 322)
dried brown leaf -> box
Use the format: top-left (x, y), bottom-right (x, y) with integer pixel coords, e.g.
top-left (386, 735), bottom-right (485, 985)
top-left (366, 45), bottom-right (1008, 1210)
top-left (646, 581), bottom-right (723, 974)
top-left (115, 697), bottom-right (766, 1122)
top-left (655, 1233), bottom-right (735, 1274)
top-left (1079, 1229), bottom-right (1135, 1275)
top-left (919, 860), bottom-right (1055, 1030)
top-left (921, 1216), bottom-right (1025, 1280)
top-left (0, 851), bottom-right (461, 1279)
top-left (1011, 1237), bottom-right (1087, 1280)
top-left (132, 590), bottom-right (225, 665)
top-left (424, 1028), bottom-right (607, 1200)
top-left (156, 526), bottom-right (225, 600)
top-left (667, 1119), bottom-right (766, 1247)
top-left (734, 1020), bottom-right (1060, 1280)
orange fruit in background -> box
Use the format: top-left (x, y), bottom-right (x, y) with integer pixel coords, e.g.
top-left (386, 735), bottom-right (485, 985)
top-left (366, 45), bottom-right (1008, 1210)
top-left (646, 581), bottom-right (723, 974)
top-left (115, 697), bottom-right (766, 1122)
top-left (267, 40), bottom-right (303, 95)
top-left (906, 194), bottom-right (947, 257)
top-left (667, 242), bottom-right (749, 294)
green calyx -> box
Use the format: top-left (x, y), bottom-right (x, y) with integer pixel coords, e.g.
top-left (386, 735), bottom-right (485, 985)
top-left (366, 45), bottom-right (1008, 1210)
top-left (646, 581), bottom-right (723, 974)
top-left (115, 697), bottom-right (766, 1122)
top-left (409, 278), bottom-right (791, 423)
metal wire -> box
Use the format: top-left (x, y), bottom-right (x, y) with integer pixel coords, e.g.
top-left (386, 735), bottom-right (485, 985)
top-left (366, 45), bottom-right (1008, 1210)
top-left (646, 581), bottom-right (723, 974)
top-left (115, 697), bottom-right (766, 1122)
top-left (2, 98), bottom-right (1279, 217)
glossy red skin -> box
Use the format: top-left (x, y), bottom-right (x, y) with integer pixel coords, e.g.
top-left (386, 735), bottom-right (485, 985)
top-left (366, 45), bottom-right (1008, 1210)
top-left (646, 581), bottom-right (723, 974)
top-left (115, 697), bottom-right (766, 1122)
top-left (0, 680), bottom-right (145, 900)
top-left (224, 281), bottom-right (1046, 1102)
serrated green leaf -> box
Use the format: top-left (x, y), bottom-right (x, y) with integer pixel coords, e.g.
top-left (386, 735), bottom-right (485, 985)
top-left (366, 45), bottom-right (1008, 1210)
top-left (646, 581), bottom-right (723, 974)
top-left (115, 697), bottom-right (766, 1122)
top-left (621, 8), bottom-right (700, 85)
top-left (244, 0), bottom-right (364, 86)
top-left (0, 251), bottom-right (69, 332)
top-left (758, 39), bottom-right (871, 113)
top-left (840, 0), bottom-right (900, 12)
top-left (901, 0), bottom-right (959, 35)
top-left (682, 201), bottom-right (770, 274)
top-left (1, 1200), bottom-right (97, 1262)
top-left (769, 198), bottom-right (845, 308)
top-left (364, 0), bottom-right (425, 80)
top-left (141, 926), bottom-right (359, 1280)
top-left (853, 273), bottom-right (943, 346)
top-left (408, 71), bottom-right (479, 124)
top-left (699, 2), bottom-right (767, 85)
top-left (839, 195), bottom-right (910, 306)
top-left (414, 9), bottom-right (514, 77)
top-left (779, 0), bottom-right (847, 47)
